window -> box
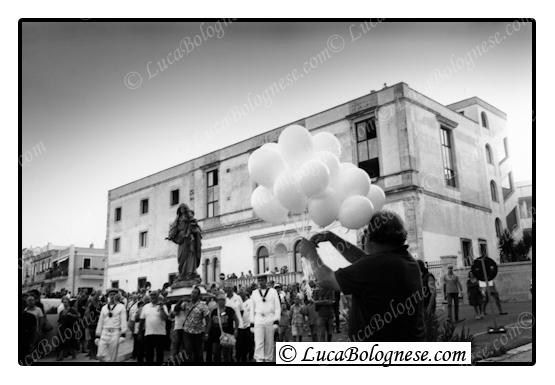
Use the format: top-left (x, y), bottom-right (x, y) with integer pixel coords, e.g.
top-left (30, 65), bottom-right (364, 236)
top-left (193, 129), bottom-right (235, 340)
top-left (113, 238), bottom-right (120, 253)
top-left (83, 258), bottom-right (91, 269)
top-left (490, 181), bottom-right (498, 202)
top-left (506, 207), bottom-right (519, 232)
top-left (213, 258), bottom-right (219, 283)
top-left (500, 138), bottom-right (509, 161)
top-left (495, 218), bottom-right (503, 239)
top-left (171, 189), bottom-right (179, 206)
top-left (111, 281), bottom-right (119, 289)
top-left (115, 207), bottom-right (122, 222)
top-left (485, 145), bottom-right (493, 164)
top-left (293, 241), bottom-right (302, 272)
top-left (440, 127), bottom-right (456, 188)
top-left (257, 246), bottom-right (269, 274)
top-left (478, 240), bottom-right (488, 259)
top-left (138, 277), bottom-right (147, 290)
top-left (140, 199), bottom-right (149, 215)
top-left (501, 172), bottom-right (514, 200)
top-left (139, 231), bottom-right (148, 248)
top-left (481, 112), bottom-right (489, 129)
top-left (207, 169), bottom-right (219, 218)
top-left (356, 117), bottom-right (380, 179)
top-left (168, 273), bottom-right (177, 285)
top-left (204, 259), bottom-right (211, 284)
top-left (461, 239), bottom-right (473, 267)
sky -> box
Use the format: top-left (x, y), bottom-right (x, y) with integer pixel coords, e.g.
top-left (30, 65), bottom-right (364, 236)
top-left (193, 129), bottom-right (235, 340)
top-left (21, 21), bottom-right (533, 249)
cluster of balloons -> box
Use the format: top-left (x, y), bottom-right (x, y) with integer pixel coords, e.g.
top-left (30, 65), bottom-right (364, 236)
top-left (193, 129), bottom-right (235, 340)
top-left (249, 125), bottom-right (386, 230)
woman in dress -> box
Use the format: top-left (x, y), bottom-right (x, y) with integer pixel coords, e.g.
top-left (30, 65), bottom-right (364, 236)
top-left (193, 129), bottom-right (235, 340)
top-left (467, 271), bottom-right (484, 319)
top-left (57, 297), bottom-right (80, 360)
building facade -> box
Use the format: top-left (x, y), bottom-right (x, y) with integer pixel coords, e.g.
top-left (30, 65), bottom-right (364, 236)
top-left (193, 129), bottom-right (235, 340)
top-left (22, 243), bottom-right (106, 296)
top-left (106, 82), bottom-right (521, 291)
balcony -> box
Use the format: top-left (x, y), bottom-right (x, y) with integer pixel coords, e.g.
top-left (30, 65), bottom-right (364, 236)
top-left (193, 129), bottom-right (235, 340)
top-left (78, 268), bottom-right (104, 279)
top-left (45, 269), bottom-right (68, 281)
top-left (224, 272), bottom-right (304, 288)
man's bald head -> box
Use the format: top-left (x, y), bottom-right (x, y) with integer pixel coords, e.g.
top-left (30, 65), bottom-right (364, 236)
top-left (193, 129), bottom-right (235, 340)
top-left (365, 210), bottom-right (407, 247)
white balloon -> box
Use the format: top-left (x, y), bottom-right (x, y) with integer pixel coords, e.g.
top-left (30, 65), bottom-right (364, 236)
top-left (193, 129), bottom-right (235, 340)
top-left (273, 170), bottom-right (309, 214)
top-left (248, 147), bottom-right (286, 188)
top-left (313, 151), bottom-right (340, 185)
top-left (261, 142), bottom-right (280, 152)
top-left (278, 125), bottom-right (314, 170)
top-left (367, 185), bottom-right (386, 212)
top-left (251, 186), bottom-right (288, 225)
top-left (338, 196), bottom-right (375, 230)
top-left (298, 160), bottom-right (330, 198)
top-left (312, 132), bottom-right (341, 158)
top-left (336, 168), bottom-right (371, 202)
top-left (339, 162), bottom-right (356, 172)
top-left (308, 188), bottom-right (340, 227)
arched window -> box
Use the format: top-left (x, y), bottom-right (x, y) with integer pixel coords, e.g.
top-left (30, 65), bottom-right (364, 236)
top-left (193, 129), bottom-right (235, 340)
top-left (293, 241), bottom-right (302, 272)
top-left (212, 258), bottom-right (219, 283)
top-left (204, 259), bottom-right (210, 284)
top-left (490, 181), bottom-right (498, 202)
top-left (257, 246), bottom-right (269, 274)
top-left (485, 144), bottom-right (493, 164)
top-left (495, 218), bottom-right (503, 239)
top-left (481, 112), bottom-right (489, 129)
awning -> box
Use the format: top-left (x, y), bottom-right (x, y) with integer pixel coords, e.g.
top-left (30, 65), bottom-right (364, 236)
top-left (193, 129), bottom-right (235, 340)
top-left (53, 256), bottom-right (69, 264)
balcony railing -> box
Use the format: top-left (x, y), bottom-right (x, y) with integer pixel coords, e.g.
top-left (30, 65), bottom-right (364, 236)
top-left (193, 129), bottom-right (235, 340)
top-left (224, 272), bottom-right (304, 288)
top-left (45, 269), bottom-right (68, 280)
top-left (78, 268), bottom-right (104, 278)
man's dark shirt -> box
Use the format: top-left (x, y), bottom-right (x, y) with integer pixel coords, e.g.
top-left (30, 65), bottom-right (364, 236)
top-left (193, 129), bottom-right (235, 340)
top-left (314, 288), bottom-right (334, 319)
top-left (335, 245), bottom-right (426, 342)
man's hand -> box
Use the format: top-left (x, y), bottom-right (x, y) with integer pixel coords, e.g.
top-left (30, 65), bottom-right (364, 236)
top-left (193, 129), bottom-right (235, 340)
top-left (273, 324), bottom-right (279, 331)
top-left (310, 232), bottom-right (335, 245)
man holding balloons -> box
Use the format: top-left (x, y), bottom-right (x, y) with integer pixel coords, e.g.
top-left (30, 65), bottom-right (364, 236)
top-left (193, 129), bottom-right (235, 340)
top-left (300, 210), bottom-right (426, 343)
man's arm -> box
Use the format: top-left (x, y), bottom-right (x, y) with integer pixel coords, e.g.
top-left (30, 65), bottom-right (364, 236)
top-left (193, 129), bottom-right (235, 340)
top-left (311, 232), bottom-right (366, 264)
top-left (159, 304), bottom-right (169, 321)
top-left (300, 239), bottom-right (341, 292)
top-left (120, 305), bottom-right (128, 335)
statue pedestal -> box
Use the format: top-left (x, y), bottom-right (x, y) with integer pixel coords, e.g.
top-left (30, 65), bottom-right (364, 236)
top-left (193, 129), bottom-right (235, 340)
top-left (166, 279), bottom-right (208, 302)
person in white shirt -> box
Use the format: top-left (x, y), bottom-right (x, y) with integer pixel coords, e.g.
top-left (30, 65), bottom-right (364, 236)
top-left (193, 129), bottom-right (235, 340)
top-left (250, 273), bottom-right (281, 362)
top-left (224, 284), bottom-right (244, 328)
top-left (95, 289), bottom-right (127, 362)
top-left (139, 290), bottom-right (169, 364)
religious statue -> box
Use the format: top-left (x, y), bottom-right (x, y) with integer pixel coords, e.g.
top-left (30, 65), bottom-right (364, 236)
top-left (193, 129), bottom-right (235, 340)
top-left (166, 203), bottom-right (202, 285)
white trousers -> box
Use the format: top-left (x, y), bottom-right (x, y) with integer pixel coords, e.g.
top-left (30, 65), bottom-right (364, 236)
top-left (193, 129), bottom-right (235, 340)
top-left (254, 324), bottom-right (274, 362)
top-left (97, 329), bottom-right (120, 362)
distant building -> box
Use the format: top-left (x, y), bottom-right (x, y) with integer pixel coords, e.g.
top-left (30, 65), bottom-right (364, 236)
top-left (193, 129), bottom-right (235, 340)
top-left (515, 180), bottom-right (533, 240)
top-left (106, 82), bottom-right (521, 290)
top-left (22, 243), bottom-right (106, 296)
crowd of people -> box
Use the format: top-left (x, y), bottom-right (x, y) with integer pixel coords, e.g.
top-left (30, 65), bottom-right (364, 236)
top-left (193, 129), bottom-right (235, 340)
top-left (21, 209), bottom-right (511, 364)
top-left (20, 275), bottom-right (347, 364)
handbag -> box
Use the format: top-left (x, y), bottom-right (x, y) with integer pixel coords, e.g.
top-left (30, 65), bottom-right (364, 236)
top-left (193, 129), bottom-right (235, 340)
top-left (217, 307), bottom-right (236, 348)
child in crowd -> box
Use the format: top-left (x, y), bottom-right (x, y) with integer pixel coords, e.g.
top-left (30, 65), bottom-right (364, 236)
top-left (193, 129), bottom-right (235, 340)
top-left (289, 294), bottom-right (306, 342)
top-left (304, 300), bottom-right (318, 342)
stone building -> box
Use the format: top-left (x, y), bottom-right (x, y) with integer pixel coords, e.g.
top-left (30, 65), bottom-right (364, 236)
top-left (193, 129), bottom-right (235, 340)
top-left (22, 243), bottom-right (106, 296)
top-left (105, 82), bottom-right (520, 291)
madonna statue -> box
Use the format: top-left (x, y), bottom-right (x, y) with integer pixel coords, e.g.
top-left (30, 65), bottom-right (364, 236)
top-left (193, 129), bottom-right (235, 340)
top-left (166, 203), bottom-right (202, 284)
